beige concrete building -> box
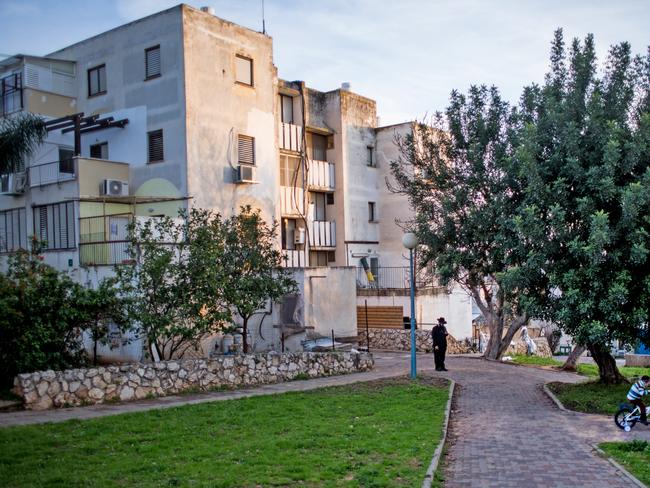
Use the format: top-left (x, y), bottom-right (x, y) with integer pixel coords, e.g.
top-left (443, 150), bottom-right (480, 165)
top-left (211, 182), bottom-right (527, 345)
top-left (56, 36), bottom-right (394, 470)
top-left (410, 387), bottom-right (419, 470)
top-left (0, 4), bottom-right (473, 359)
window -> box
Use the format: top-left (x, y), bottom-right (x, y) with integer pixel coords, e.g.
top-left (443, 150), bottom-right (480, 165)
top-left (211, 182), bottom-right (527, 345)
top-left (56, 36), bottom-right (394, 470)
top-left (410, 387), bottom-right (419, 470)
top-left (0, 208), bottom-right (27, 253)
top-left (145, 45), bottom-right (161, 79)
top-left (33, 202), bottom-right (76, 250)
top-left (281, 218), bottom-right (296, 250)
top-left (370, 257), bottom-right (379, 278)
top-left (58, 146), bottom-right (74, 174)
top-left (1, 72), bottom-right (22, 116)
top-left (238, 135), bottom-right (255, 165)
top-left (310, 251), bottom-right (329, 267)
top-left (367, 146), bottom-right (375, 167)
top-left (280, 95), bottom-right (294, 123)
top-left (312, 192), bottom-right (327, 221)
top-left (327, 251), bottom-right (336, 263)
top-left (87, 64), bottom-right (106, 97)
top-left (368, 202), bottom-right (377, 222)
top-left (311, 134), bottom-right (327, 161)
top-left (148, 129), bottom-right (164, 163)
top-left (280, 154), bottom-right (302, 186)
top-left (235, 55), bottom-right (253, 86)
top-left (90, 142), bottom-right (109, 159)
top-left (326, 192), bottom-right (334, 205)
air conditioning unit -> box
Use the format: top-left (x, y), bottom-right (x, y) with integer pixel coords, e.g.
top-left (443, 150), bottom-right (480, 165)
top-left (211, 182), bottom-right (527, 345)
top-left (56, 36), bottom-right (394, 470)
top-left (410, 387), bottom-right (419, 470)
top-left (294, 227), bottom-right (306, 245)
top-left (234, 164), bottom-right (255, 183)
top-left (101, 179), bottom-right (129, 196)
top-left (0, 173), bottom-right (27, 195)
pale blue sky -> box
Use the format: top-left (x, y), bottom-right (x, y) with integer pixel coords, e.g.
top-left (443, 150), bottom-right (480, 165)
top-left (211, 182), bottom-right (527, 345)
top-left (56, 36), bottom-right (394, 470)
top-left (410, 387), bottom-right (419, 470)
top-left (1, 0), bottom-right (648, 124)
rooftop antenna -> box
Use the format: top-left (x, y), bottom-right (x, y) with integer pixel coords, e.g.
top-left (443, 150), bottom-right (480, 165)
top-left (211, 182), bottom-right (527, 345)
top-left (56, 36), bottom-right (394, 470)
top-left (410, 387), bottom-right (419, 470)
top-left (262, 0), bottom-right (266, 34)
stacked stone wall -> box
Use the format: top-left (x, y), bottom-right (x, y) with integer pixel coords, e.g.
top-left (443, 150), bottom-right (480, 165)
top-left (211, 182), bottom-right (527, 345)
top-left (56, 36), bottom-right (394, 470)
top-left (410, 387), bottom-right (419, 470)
top-left (13, 352), bottom-right (374, 411)
top-left (357, 328), bottom-right (471, 354)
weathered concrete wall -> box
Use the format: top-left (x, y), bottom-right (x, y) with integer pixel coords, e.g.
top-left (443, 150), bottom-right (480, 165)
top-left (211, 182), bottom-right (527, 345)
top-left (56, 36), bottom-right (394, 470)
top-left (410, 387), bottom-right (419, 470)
top-left (357, 328), bottom-right (471, 354)
top-left (182, 6), bottom-right (278, 223)
top-left (14, 351), bottom-right (374, 410)
top-left (625, 354), bottom-right (650, 367)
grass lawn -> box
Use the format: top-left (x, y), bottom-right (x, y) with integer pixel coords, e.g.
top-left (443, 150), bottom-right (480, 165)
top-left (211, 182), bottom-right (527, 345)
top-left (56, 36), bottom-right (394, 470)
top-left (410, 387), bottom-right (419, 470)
top-left (0, 377), bottom-right (449, 488)
top-left (509, 354), bottom-right (650, 415)
top-left (599, 440), bottom-right (650, 485)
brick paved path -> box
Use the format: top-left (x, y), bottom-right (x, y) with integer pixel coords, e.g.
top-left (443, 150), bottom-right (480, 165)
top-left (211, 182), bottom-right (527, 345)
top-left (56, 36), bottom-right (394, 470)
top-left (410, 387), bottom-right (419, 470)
top-left (440, 356), bottom-right (648, 488)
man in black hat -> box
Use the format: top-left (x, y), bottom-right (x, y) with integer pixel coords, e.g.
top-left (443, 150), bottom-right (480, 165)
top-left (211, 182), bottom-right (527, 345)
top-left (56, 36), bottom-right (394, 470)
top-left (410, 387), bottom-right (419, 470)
top-left (432, 317), bottom-right (449, 371)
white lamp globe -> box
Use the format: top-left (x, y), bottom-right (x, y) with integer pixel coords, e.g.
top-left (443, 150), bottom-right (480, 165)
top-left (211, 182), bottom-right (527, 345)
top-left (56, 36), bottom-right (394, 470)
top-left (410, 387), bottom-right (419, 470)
top-left (402, 232), bottom-right (418, 250)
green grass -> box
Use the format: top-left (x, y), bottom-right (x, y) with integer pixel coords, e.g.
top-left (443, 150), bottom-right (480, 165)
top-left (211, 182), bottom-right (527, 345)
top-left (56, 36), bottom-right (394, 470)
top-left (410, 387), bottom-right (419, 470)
top-left (0, 377), bottom-right (448, 487)
top-left (599, 440), bottom-right (650, 485)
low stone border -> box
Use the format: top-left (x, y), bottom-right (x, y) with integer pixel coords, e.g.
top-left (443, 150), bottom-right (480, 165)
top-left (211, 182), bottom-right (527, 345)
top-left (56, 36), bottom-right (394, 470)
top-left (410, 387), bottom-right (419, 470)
top-left (543, 383), bottom-right (574, 413)
top-left (422, 379), bottom-right (456, 488)
top-left (13, 352), bottom-right (374, 411)
top-left (591, 443), bottom-right (647, 488)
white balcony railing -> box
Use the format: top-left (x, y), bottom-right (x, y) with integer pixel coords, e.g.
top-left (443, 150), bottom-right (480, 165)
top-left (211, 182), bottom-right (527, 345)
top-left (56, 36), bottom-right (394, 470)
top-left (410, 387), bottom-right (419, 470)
top-left (278, 122), bottom-right (302, 152)
top-left (29, 159), bottom-right (76, 187)
top-left (309, 220), bottom-right (336, 248)
top-left (280, 186), bottom-right (305, 216)
top-left (282, 249), bottom-right (306, 268)
top-left (307, 160), bottom-right (335, 190)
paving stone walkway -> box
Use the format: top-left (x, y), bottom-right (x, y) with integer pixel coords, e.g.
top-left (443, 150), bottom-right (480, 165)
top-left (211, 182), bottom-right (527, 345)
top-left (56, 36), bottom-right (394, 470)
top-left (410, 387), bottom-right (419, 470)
top-left (439, 356), bottom-right (649, 488)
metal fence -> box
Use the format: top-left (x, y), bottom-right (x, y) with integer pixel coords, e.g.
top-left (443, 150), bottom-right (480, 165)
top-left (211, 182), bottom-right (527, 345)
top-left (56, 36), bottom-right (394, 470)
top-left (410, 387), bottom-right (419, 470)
top-left (356, 266), bottom-right (437, 289)
top-left (79, 240), bottom-right (131, 266)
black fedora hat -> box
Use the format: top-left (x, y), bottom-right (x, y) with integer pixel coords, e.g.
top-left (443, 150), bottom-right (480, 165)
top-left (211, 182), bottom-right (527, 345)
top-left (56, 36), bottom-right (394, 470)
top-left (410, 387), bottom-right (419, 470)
top-left (437, 317), bottom-right (447, 324)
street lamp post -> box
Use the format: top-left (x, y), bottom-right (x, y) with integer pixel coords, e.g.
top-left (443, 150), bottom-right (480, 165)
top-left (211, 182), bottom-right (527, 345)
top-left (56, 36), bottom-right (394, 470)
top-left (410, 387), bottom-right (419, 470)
top-left (402, 232), bottom-right (418, 380)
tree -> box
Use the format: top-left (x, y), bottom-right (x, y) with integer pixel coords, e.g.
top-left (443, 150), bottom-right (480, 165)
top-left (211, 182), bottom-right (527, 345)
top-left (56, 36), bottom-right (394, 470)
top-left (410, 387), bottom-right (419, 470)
top-left (221, 206), bottom-right (297, 353)
top-left (75, 277), bottom-right (131, 365)
top-left (515, 31), bottom-right (650, 383)
top-left (116, 208), bottom-right (231, 360)
top-left (0, 113), bottom-right (47, 173)
top-left (0, 242), bottom-right (86, 388)
top-left (391, 87), bottom-right (548, 360)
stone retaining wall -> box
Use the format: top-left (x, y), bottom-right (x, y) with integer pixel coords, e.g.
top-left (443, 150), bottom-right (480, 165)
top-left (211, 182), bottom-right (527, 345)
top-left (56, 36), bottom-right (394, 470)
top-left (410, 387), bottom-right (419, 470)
top-left (358, 328), bottom-right (472, 354)
top-left (357, 328), bottom-right (552, 358)
top-left (13, 352), bottom-right (374, 411)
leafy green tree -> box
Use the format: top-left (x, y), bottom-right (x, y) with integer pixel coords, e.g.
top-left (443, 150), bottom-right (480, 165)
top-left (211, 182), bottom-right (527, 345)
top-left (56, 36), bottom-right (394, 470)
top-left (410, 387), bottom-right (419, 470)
top-left (0, 113), bottom-right (47, 173)
top-left (515, 31), bottom-right (650, 383)
top-left (116, 208), bottom-right (231, 360)
top-left (0, 242), bottom-right (86, 388)
top-left (222, 206), bottom-right (297, 353)
top-left (391, 88), bottom-right (548, 359)
top-left (75, 277), bottom-right (131, 365)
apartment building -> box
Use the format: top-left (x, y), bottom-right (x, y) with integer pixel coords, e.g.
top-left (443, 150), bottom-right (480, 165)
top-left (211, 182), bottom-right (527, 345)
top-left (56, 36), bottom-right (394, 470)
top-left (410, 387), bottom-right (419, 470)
top-left (0, 4), bottom-right (472, 357)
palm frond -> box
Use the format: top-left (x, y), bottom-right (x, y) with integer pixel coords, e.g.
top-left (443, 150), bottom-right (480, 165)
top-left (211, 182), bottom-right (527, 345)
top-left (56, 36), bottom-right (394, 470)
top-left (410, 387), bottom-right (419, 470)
top-left (0, 113), bottom-right (47, 173)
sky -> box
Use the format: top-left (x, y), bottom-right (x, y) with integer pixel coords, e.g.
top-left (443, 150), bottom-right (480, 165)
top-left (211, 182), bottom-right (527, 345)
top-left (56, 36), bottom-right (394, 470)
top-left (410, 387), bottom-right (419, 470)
top-left (1, 0), bottom-right (648, 125)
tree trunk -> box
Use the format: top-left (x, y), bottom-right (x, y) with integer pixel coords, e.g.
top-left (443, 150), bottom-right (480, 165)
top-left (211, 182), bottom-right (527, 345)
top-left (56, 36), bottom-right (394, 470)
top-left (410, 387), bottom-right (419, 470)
top-left (484, 314), bottom-right (527, 360)
top-left (93, 337), bottom-right (98, 366)
top-left (242, 317), bottom-right (249, 354)
top-left (561, 345), bottom-right (586, 371)
top-left (588, 343), bottom-right (627, 384)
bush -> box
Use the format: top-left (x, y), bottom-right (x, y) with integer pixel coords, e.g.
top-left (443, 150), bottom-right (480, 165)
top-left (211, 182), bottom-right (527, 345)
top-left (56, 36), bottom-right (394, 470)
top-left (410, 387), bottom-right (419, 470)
top-left (0, 245), bottom-right (93, 388)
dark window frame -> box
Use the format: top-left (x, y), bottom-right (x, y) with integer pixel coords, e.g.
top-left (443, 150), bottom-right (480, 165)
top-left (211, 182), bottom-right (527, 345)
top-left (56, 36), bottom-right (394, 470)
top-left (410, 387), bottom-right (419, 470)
top-left (90, 142), bottom-right (109, 159)
top-left (87, 64), bottom-right (107, 97)
top-left (0, 207), bottom-right (27, 253)
top-left (235, 54), bottom-right (254, 87)
top-left (145, 45), bottom-right (161, 80)
top-left (147, 129), bottom-right (164, 163)
top-left (367, 146), bottom-right (375, 167)
top-left (32, 201), bottom-right (76, 251)
top-left (280, 94), bottom-right (294, 124)
top-left (368, 201), bottom-right (377, 222)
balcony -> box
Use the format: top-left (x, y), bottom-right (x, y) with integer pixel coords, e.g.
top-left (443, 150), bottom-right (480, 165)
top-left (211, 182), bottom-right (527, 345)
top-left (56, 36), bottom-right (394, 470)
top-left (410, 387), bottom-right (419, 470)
top-left (307, 160), bottom-right (335, 190)
top-left (278, 122), bottom-right (302, 152)
top-left (280, 186), bottom-right (305, 216)
top-left (356, 267), bottom-right (438, 290)
top-left (308, 220), bottom-right (336, 248)
top-left (79, 213), bottom-right (133, 266)
top-left (28, 159), bottom-right (76, 187)
top-left (282, 249), bottom-right (306, 268)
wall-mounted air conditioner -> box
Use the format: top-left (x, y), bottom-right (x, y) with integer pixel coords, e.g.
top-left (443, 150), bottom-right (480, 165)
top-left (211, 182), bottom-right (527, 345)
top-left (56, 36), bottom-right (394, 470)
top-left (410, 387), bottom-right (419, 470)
top-left (294, 227), bottom-right (306, 245)
top-left (101, 179), bottom-right (129, 196)
top-left (0, 173), bottom-right (27, 195)
top-left (235, 164), bottom-right (255, 183)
